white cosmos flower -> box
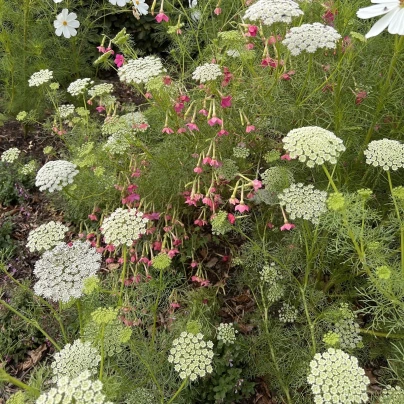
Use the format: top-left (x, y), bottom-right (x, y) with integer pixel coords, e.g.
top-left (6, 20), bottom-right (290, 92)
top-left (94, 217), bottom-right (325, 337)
top-left (54, 0), bottom-right (63, 3)
top-left (357, 1), bottom-right (404, 38)
top-left (54, 9), bottom-right (80, 38)
top-left (132, 0), bottom-right (149, 15)
top-left (109, 0), bottom-right (128, 6)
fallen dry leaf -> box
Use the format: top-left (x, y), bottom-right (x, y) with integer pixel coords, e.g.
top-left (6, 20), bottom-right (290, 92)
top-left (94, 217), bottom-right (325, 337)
top-left (17, 343), bottom-right (47, 371)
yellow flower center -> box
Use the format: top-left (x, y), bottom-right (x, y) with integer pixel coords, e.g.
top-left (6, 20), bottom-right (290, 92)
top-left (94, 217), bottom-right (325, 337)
top-left (135, 0), bottom-right (140, 4)
top-left (401, 0), bottom-right (404, 7)
top-left (63, 21), bottom-right (68, 26)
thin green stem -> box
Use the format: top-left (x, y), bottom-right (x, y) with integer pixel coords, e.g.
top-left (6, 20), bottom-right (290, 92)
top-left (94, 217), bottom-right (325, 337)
top-left (76, 300), bottom-right (84, 336)
top-left (118, 245), bottom-right (128, 306)
top-left (151, 268), bottom-right (164, 346)
top-left (166, 377), bottom-right (189, 404)
top-left (296, 53), bottom-right (313, 104)
top-left (0, 298), bottom-right (61, 350)
top-left (0, 368), bottom-right (40, 396)
top-left (360, 328), bottom-right (404, 339)
top-left (99, 323), bottom-right (106, 380)
top-left (322, 165), bottom-right (339, 193)
top-left (301, 288), bottom-right (316, 355)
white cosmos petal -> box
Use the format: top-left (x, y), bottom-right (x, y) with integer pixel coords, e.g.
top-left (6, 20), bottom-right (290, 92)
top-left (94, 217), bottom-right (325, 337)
top-left (54, 20), bottom-right (62, 28)
top-left (61, 9), bottom-right (69, 19)
top-left (67, 26), bottom-right (77, 36)
top-left (371, 0), bottom-right (399, 3)
top-left (55, 26), bottom-right (64, 36)
top-left (357, 3), bottom-right (397, 19)
top-left (365, 8), bottom-right (399, 38)
top-left (68, 20), bottom-right (80, 28)
top-left (66, 12), bottom-right (78, 21)
top-left (63, 26), bottom-right (71, 38)
top-left (388, 8), bottom-right (404, 34)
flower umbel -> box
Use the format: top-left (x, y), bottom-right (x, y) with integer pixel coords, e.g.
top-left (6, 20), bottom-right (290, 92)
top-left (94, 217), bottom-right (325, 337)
top-left (364, 138), bottom-right (404, 171)
top-left (35, 160), bottom-right (79, 192)
top-left (27, 221), bottom-right (69, 253)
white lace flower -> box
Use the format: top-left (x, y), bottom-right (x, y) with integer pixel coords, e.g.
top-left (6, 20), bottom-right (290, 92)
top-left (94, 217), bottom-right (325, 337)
top-left (243, 0), bottom-right (303, 27)
top-left (67, 78), bottom-right (94, 96)
top-left (28, 69), bottom-right (53, 87)
top-left (118, 56), bottom-right (166, 85)
top-left (1, 148), bottom-right (20, 163)
top-left (88, 83), bottom-right (114, 97)
top-left (51, 340), bottom-right (101, 382)
top-left (282, 126), bottom-right (346, 167)
top-left (57, 104), bottom-right (75, 118)
top-left (33, 241), bottom-right (101, 302)
top-left (307, 348), bottom-right (369, 403)
top-left (35, 160), bottom-right (79, 192)
top-left (132, 0), bottom-right (149, 15)
top-left (54, 9), bottom-right (80, 39)
top-left (168, 332), bottom-right (214, 381)
top-left (278, 303), bottom-right (298, 323)
top-left (36, 370), bottom-right (113, 404)
top-left (379, 385), bottom-right (404, 403)
top-left (217, 323), bottom-right (238, 344)
top-left (279, 183), bottom-right (328, 224)
top-left (283, 23), bottom-right (341, 55)
top-left (357, 1), bottom-right (404, 38)
top-left (192, 63), bottom-right (222, 83)
top-left (364, 139), bottom-right (404, 171)
top-left (27, 221), bottom-right (69, 253)
top-left (101, 208), bottom-right (148, 247)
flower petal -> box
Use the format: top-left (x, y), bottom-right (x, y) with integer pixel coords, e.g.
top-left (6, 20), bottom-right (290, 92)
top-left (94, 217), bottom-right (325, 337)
top-left (66, 12), bottom-right (78, 22)
top-left (68, 20), bottom-right (80, 28)
top-left (55, 26), bottom-right (63, 36)
top-left (62, 25), bottom-right (71, 38)
top-left (388, 8), bottom-right (404, 34)
top-left (54, 20), bottom-right (62, 28)
top-left (67, 26), bottom-right (78, 37)
top-left (357, 3), bottom-right (397, 19)
top-left (365, 8), bottom-right (399, 38)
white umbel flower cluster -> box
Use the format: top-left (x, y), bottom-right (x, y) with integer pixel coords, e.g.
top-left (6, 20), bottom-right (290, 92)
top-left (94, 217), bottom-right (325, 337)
top-left (217, 323), bottom-right (238, 344)
top-left (52, 340), bottom-right (101, 382)
top-left (67, 78), bottom-right (94, 96)
top-left (27, 221), bottom-right (69, 253)
top-left (36, 370), bottom-right (112, 404)
top-left (35, 160), bottom-right (79, 192)
top-left (33, 241), bottom-right (101, 302)
top-left (379, 385), bottom-right (404, 403)
top-left (57, 104), bottom-right (75, 118)
top-left (118, 56), bottom-right (166, 85)
top-left (279, 183), bottom-right (328, 224)
top-left (278, 302), bottom-right (298, 323)
top-left (243, 0), bottom-right (303, 26)
top-left (168, 331), bottom-right (214, 381)
top-left (364, 139), bottom-right (404, 171)
top-left (101, 208), bottom-right (148, 247)
top-left (307, 348), bottom-right (369, 404)
top-left (88, 83), bottom-right (114, 97)
top-left (283, 126), bottom-right (345, 167)
top-left (192, 63), bottom-right (223, 83)
top-left (282, 23), bottom-right (341, 56)
top-left (28, 69), bottom-right (53, 87)
top-left (334, 318), bottom-right (362, 350)
top-left (1, 147), bottom-right (20, 163)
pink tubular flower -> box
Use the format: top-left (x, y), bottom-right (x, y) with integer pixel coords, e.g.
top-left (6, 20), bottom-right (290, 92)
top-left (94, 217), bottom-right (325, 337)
top-left (186, 122), bottom-right (199, 131)
top-left (174, 102), bottom-right (184, 113)
top-left (193, 166), bottom-right (203, 174)
top-left (246, 43), bottom-right (254, 50)
top-left (179, 95), bottom-right (190, 102)
top-left (97, 46), bottom-right (106, 53)
top-left (235, 203), bottom-right (249, 213)
top-left (199, 108), bottom-right (208, 116)
top-left (114, 54), bottom-right (125, 67)
top-left (156, 12), bottom-right (169, 23)
top-left (217, 129), bottom-right (229, 136)
top-left (228, 196), bottom-right (239, 205)
top-left (167, 248), bottom-right (179, 258)
top-left (280, 223), bottom-right (295, 231)
top-left (281, 153), bottom-right (291, 161)
top-left (88, 214), bottom-right (98, 221)
top-left (208, 116), bottom-right (223, 126)
top-left (220, 95), bottom-right (232, 108)
top-left (145, 92), bottom-right (153, 99)
top-left (280, 70), bottom-right (295, 81)
top-left (261, 57), bottom-right (278, 68)
top-left (177, 127), bottom-right (187, 133)
top-left (209, 159), bottom-right (222, 168)
top-left (246, 125), bottom-right (255, 133)
top-left (163, 75), bottom-right (172, 85)
top-left (194, 218), bottom-right (207, 226)
top-left (202, 156), bottom-right (212, 165)
top-left (214, 7), bottom-right (222, 15)
top-left (96, 105), bottom-right (106, 113)
top-left (247, 25), bottom-right (258, 37)
top-left (162, 127), bottom-right (174, 134)
top-left (251, 179), bottom-right (262, 191)
top-left (227, 213), bottom-right (236, 224)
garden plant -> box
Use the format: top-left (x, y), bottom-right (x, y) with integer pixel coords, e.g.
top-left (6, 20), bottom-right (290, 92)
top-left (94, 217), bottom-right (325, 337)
top-left (1, 0), bottom-right (404, 403)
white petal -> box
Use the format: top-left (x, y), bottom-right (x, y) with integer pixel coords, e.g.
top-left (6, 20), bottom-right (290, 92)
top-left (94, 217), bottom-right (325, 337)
top-left (68, 20), bottom-right (80, 28)
top-left (371, 0), bottom-right (399, 3)
top-left (55, 26), bottom-right (64, 36)
top-left (54, 20), bottom-right (62, 28)
top-left (61, 8), bottom-right (69, 19)
top-left (388, 8), bottom-right (404, 34)
top-left (62, 25), bottom-right (71, 38)
top-left (357, 3), bottom-right (397, 19)
top-left (365, 8), bottom-right (399, 37)
top-left (67, 26), bottom-right (77, 37)
top-left (66, 12), bottom-right (77, 22)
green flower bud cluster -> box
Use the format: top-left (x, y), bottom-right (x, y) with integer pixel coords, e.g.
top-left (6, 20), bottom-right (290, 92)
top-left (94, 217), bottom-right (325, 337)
top-left (103, 133), bottom-right (132, 155)
top-left (6, 391), bottom-right (26, 404)
top-left (211, 210), bottom-right (233, 235)
top-left (282, 126), bottom-right (345, 167)
top-left (392, 186), bottom-right (404, 202)
top-left (307, 348), bottom-right (369, 404)
top-left (333, 319), bottom-right (362, 350)
top-left (379, 385), bottom-right (404, 403)
top-left (27, 221), bottom-right (68, 253)
top-left (260, 263), bottom-right (285, 303)
top-left (279, 183), bottom-right (328, 224)
top-left (124, 388), bottom-right (155, 404)
top-left (83, 276), bottom-right (100, 295)
top-left (152, 253), bottom-right (172, 270)
top-left (1, 148), bottom-right (20, 163)
top-left (233, 145), bottom-right (250, 159)
top-left (264, 150), bottom-right (281, 163)
top-left (101, 208), bottom-right (148, 247)
top-left (33, 241), bottom-right (101, 302)
top-left (327, 192), bottom-right (345, 211)
top-left (51, 340), bottom-right (101, 382)
top-left (323, 331), bottom-right (340, 347)
top-left (16, 111), bottom-right (28, 121)
top-left (357, 188), bottom-right (373, 200)
top-left (36, 370), bottom-right (112, 404)
top-left (261, 166), bottom-right (294, 192)
top-left (186, 320), bottom-right (202, 335)
top-left (217, 30), bottom-right (244, 45)
top-left (84, 319), bottom-right (132, 357)
top-left (91, 307), bottom-right (118, 325)
top-left (19, 160), bottom-right (37, 176)
top-left (216, 159), bottom-right (239, 180)
top-left (217, 323), bottom-right (238, 344)
top-left (278, 303), bottom-right (298, 323)
top-left (168, 332), bottom-right (214, 381)
top-left (376, 265), bottom-right (392, 280)
top-left (364, 139), bottom-right (404, 171)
